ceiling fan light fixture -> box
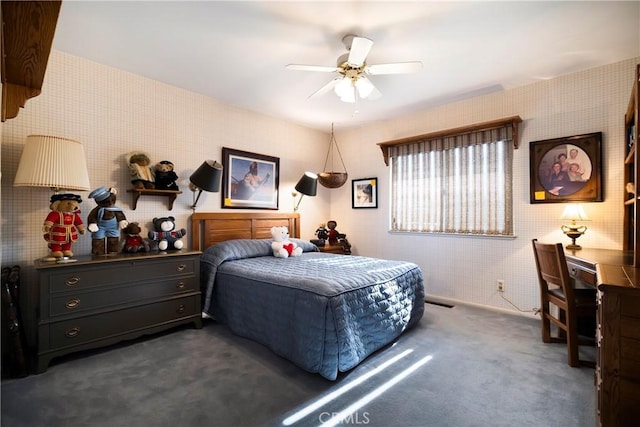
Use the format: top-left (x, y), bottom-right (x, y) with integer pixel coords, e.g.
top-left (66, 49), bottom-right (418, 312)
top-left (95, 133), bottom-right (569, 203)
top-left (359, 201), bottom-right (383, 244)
top-left (340, 90), bottom-right (356, 103)
top-left (355, 77), bottom-right (374, 98)
top-left (334, 77), bottom-right (352, 98)
top-left (287, 34), bottom-right (421, 104)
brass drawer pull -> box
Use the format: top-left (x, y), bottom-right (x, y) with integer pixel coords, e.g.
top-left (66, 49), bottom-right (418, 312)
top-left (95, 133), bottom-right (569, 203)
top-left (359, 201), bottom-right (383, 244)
top-left (65, 276), bottom-right (80, 287)
top-left (176, 264), bottom-right (186, 272)
top-left (176, 282), bottom-right (186, 289)
top-left (65, 298), bottom-right (81, 309)
top-left (176, 304), bottom-right (186, 314)
top-left (65, 327), bottom-right (80, 338)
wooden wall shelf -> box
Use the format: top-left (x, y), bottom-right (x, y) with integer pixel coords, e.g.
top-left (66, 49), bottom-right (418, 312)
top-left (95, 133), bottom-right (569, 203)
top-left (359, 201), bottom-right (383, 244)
top-left (126, 189), bottom-right (182, 210)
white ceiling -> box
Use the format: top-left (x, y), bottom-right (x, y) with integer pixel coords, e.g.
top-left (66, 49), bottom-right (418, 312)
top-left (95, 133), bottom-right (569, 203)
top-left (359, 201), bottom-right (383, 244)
top-left (52, 1), bottom-right (640, 131)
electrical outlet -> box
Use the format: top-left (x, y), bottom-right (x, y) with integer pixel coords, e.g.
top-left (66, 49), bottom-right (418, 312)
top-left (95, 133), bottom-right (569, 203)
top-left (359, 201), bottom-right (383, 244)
top-left (497, 280), bottom-right (505, 292)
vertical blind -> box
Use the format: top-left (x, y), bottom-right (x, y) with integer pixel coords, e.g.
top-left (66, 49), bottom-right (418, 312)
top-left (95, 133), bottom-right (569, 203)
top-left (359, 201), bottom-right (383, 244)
top-left (389, 126), bottom-right (514, 236)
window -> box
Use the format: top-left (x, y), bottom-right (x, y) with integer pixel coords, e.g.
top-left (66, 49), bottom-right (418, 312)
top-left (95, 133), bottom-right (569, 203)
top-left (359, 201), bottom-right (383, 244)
top-left (380, 118), bottom-right (520, 236)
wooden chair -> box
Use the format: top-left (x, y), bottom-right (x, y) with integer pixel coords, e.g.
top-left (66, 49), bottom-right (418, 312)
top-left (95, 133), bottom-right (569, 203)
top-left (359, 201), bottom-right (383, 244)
top-left (531, 239), bottom-right (597, 367)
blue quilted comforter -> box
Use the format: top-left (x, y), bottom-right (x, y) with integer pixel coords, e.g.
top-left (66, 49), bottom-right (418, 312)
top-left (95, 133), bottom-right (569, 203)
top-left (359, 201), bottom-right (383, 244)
top-left (200, 239), bottom-right (425, 380)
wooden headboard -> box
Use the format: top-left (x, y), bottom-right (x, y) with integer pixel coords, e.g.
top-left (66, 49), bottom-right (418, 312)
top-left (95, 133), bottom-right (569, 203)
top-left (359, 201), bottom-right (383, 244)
top-left (191, 212), bottom-right (301, 251)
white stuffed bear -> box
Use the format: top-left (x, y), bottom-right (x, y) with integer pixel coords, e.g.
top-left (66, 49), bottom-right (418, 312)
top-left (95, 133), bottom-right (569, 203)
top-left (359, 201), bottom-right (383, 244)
top-left (271, 226), bottom-right (303, 258)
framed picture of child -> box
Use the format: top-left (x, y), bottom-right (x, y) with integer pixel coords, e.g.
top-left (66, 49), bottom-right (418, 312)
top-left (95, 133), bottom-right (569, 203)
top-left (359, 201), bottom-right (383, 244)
top-left (529, 132), bottom-right (602, 203)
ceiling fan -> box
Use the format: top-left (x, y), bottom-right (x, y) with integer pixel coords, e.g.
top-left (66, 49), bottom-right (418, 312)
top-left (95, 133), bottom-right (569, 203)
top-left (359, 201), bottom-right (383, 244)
top-left (286, 34), bottom-right (422, 104)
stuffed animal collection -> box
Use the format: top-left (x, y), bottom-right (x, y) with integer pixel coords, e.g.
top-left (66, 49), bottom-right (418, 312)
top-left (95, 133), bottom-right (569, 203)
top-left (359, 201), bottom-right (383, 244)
top-left (126, 151), bottom-right (179, 192)
top-left (42, 193), bottom-right (86, 259)
top-left (148, 216), bottom-right (186, 251)
top-left (271, 226), bottom-right (302, 258)
top-left (87, 186), bottom-right (129, 255)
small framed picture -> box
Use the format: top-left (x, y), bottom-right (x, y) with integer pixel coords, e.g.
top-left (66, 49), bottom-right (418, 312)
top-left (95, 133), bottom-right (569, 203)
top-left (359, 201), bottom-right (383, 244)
top-left (222, 147), bottom-right (279, 209)
top-left (352, 178), bottom-right (378, 209)
top-left (529, 132), bottom-right (603, 203)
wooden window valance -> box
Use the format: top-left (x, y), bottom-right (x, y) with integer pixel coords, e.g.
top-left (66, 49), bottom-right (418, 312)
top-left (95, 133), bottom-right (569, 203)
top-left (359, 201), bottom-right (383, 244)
top-left (377, 116), bottom-right (522, 166)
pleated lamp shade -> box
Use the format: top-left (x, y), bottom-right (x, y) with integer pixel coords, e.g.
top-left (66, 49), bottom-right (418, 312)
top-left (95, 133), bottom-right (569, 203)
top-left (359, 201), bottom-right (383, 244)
top-left (14, 135), bottom-right (91, 192)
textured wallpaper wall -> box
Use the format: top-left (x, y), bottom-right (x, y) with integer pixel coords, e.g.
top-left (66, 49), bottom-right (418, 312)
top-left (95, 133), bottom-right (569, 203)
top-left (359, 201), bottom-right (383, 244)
top-left (2, 49), bottom-right (639, 319)
top-left (0, 51), bottom-right (330, 327)
top-left (331, 57), bottom-right (640, 315)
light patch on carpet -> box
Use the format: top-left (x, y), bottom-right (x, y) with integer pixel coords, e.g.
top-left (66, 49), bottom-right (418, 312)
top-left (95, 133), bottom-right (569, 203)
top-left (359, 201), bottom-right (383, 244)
top-left (281, 348), bottom-right (413, 425)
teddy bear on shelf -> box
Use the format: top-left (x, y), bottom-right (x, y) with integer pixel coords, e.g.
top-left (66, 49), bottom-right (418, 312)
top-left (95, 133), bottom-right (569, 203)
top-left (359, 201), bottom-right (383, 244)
top-left (271, 226), bottom-right (302, 258)
top-left (42, 193), bottom-right (86, 259)
top-left (148, 216), bottom-right (186, 251)
top-left (127, 151), bottom-right (155, 190)
top-left (153, 160), bottom-right (179, 191)
top-left (122, 222), bottom-right (150, 253)
top-left (87, 186), bottom-right (129, 255)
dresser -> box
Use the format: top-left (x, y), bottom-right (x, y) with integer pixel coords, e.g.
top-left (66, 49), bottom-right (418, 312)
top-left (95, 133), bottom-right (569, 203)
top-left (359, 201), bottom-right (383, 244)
top-left (565, 249), bottom-right (640, 426)
top-left (34, 251), bottom-right (202, 373)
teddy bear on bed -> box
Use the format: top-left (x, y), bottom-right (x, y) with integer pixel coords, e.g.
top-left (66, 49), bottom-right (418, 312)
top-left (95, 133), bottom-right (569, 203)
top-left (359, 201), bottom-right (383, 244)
top-left (153, 160), bottom-right (179, 191)
top-left (148, 216), bottom-right (186, 251)
top-left (271, 226), bottom-right (302, 258)
top-left (122, 222), bottom-right (150, 253)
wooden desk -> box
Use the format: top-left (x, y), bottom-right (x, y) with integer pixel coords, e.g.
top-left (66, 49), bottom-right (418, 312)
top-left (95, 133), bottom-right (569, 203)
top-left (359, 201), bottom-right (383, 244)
top-left (564, 249), bottom-right (640, 427)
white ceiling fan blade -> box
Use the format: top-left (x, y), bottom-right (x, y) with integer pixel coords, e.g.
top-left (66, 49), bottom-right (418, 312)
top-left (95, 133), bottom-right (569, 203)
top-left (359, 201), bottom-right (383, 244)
top-left (309, 77), bottom-right (341, 99)
top-left (366, 61), bottom-right (423, 75)
top-left (286, 64), bottom-right (339, 73)
top-left (347, 37), bottom-right (373, 67)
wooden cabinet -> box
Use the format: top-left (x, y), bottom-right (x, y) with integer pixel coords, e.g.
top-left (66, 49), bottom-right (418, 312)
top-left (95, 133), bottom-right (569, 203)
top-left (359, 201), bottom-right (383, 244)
top-left (34, 251), bottom-right (201, 373)
top-left (595, 264), bottom-right (640, 426)
top-left (623, 64), bottom-right (640, 267)
top-left (565, 250), bottom-right (640, 426)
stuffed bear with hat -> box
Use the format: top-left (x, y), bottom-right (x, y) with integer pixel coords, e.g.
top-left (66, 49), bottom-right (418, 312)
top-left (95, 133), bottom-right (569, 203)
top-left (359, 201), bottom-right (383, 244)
top-left (87, 186), bottom-right (129, 255)
top-left (148, 216), bottom-right (186, 251)
top-left (42, 193), bottom-right (86, 259)
top-left (153, 160), bottom-right (179, 191)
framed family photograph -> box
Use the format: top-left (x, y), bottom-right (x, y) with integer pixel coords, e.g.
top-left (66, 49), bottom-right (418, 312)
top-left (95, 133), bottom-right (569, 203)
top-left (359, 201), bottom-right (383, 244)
top-left (352, 178), bottom-right (378, 209)
top-left (529, 132), bottom-right (603, 204)
top-left (221, 147), bottom-right (279, 209)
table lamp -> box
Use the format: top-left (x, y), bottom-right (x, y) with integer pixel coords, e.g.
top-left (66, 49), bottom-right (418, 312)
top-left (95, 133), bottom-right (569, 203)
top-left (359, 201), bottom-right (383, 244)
top-left (560, 203), bottom-right (589, 250)
top-left (189, 160), bottom-right (223, 210)
top-left (14, 135), bottom-right (92, 262)
top-left (292, 172), bottom-right (318, 211)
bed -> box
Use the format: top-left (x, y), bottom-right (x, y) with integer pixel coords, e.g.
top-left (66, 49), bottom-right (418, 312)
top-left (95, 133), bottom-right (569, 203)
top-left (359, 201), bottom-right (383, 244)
top-left (192, 212), bottom-right (425, 380)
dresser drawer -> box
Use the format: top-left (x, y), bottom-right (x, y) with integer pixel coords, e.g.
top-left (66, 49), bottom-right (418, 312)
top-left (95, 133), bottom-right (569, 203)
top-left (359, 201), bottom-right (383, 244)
top-left (48, 276), bottom-right (198, 317)
top-left (46, 295), bottom-right (199, 349)
top-left (567, 261), bottom-right (597, 287)
top-left (46, 257), bottom-right (197, 293)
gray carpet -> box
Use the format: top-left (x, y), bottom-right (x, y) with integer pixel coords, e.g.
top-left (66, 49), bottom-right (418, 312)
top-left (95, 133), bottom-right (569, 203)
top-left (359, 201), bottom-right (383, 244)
top-left (1, 303), bottom-right (596, 427)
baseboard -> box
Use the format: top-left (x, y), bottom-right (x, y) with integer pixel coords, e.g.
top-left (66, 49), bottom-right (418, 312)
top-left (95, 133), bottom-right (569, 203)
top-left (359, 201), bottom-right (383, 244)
top-left (425, 293), bottom-right (539, 320)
